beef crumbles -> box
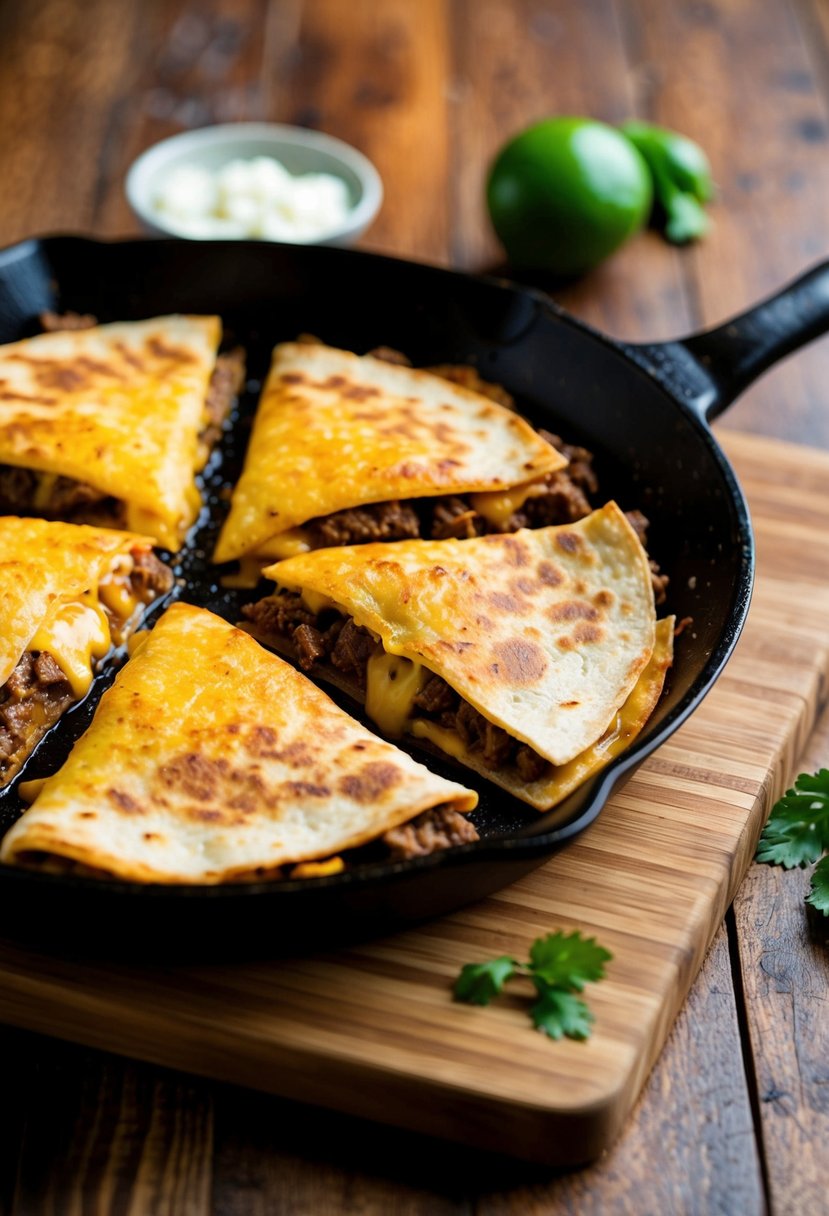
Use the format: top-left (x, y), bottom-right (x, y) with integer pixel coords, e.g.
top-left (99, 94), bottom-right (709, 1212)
top-left (382, 804), bottom-right (479, 861)
top-left (330, 619), bottom-right (376, 685)
top-left (430, 497), bottom-right (485, 541)
top-left (0, 652), bottom-right (75, 781)
top-left (127, 548), bottom-right (174, 602)
top-left (307, 501), bottom-right (421, 548)
top-left (199, 347), bottom-right (246, 453)
top-left (293, 623), bottom-right (327, 670)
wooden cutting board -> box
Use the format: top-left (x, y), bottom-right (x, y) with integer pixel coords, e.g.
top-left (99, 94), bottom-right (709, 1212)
top-left (0, 429), bottom-right (826, 1168)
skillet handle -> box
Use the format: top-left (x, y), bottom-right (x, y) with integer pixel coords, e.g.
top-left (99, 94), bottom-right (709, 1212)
top-left (624, 260), bottom-right (829, 422)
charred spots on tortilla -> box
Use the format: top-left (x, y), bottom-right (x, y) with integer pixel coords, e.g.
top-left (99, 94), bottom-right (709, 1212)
top-left (556, 531), bottom-right (581, 554)
top-left (492, 639), bottom-right (547, 683)
top-left (547, 600), bottom-right (599, 623)
top-left (572, 623), bottom-right (603, 645)
top-left (488, 591), bottom-right (527, 615)
top-left (537, 560), bottom-right (564, 586)
top-left (281, 780), bottom-right (331, 798)
top-left (107, 788), bottom-right (140, 814)
top-left (339, 760), bottom-right (400, 803)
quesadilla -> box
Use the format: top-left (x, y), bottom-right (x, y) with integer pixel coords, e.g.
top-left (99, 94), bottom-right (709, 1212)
top-left (0, 603), bottom-right (478, 882)
top-left (0, 517), bottom-right (173, 787)
top-left (213, 341), bottom-right (566, 575)
top-left (245, 502), bottom-right (673, 811)
top-left (0, 315), bottom-right (243, 550)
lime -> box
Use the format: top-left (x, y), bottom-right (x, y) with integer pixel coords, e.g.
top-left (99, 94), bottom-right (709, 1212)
top-left (486, 117), bottom-right (653, 276)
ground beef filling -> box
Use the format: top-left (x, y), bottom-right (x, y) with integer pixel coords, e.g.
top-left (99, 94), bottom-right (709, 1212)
top-left (381, 804), bottom-right (479, 861)
top-left (290, 424), bottom-right (667, 602)
top-left (0, 552), bottom-right (173, 781)
top-left (243, 593), bottom-right (553, 783)
top-left (0, 652), bottom-right (74, 780)
top-left (199, 347), bottom-right (246, 454)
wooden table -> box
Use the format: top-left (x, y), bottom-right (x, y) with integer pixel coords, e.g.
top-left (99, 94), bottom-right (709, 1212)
top-left (0, 1), bottom-right (827, 1211)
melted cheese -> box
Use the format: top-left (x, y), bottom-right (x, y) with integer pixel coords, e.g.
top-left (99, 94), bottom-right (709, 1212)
top-left (28, 598), bottom-right (112, 698)
top-left (254, 529), bottom-right (311, 559)
top-left (221, 531), bottom-right (313, 589)
top-left (23, 552), bottom-right (155, 700)
top-left (32, 472), bottom-right (59, 511)
top-left (410, 718), bottom-right (470, 760)
top-left (291, 856), bottom-right (346, 878)
top-left (300, 589), bottom-right (335, 615)
top-left (221, 558), bottom-right (268, 590)
top-left (469, 481), bottom-right (545, 528)
top-left (99, 569), bottom-right (139, 621)
top-left (365, 651), bottom-right (427, 738)
top-left (18, 778), bottom-right (45, 804)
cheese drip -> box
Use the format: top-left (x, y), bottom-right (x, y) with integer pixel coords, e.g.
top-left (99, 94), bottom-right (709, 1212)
top-left (254, 529), bottom-right (312, 560)
top-left (470, 481), bottom-right (546, 528)
top-left (28, 598), bottom-right (111, 698)
top-left (365, 651), bottom-right (427, 737)
top-left (25, 555), bottom-right (150, 699)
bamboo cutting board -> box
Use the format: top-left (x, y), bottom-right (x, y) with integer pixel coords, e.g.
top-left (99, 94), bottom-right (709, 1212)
top-left (0, 429), bottom-right (827, 1168)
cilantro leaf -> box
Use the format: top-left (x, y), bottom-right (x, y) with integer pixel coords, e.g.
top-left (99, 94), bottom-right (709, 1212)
top-left (530, 986), bottom-right (594, 1041)
top-left (453, 956), bottom-right (516, 1005)
top-left (528, 930), bottom-right (613, 991)
top-left (756, 769), bottom-right (829, 868)
top-left (807, 856), bottom-right (829, 917)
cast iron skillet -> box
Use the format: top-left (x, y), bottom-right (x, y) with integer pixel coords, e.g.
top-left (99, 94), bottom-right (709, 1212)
top-left (0, 236), bottom-right (827, 955)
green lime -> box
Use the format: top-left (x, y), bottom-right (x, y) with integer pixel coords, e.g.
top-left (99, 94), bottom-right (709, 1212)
top-left (487, 117), bottom-right (653, 276)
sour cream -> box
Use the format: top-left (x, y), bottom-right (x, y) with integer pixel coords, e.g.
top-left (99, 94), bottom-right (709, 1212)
top-left (152, 156), bottom-right (353, 242)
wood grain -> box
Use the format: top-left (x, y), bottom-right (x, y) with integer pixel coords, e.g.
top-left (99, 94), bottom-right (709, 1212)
top-left (734, 700), bottom-right (829, 1216)
top-left (0, 430), bottom-right (825, 1169)
top-left (476, 922), bottom-right (765, 1216)
top-left (1, 0), bottom-right (829, 1204)
top-left (626, 0), bottom-right (829, 442)
top-left (4, 1031), bottom-right (214, 1216)
top-left (449, 0), bottom-right (694, 342)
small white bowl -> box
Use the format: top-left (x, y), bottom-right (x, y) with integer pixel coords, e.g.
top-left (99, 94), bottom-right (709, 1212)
top-left (125, 123), bottom-right (383, 246)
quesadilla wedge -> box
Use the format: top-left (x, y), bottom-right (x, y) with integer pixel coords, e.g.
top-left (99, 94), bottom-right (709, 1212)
top-left (245, 502), bottom-right (672, 811)
top-left (0, 517), bottom-right (173, 787)
top-left (213, 341), bottom-right (566, 575)
top-left (0, 315), bottom-right (243, 550)
top-left (0, 603), bottom-right (478, 882)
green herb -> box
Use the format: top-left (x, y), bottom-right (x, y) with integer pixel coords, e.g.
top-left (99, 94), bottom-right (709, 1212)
top-left (453, 956), bottom-right (516, 1005)
top-left (808, 856), bottom-right (829, 916)
top-left (620, 121), bottom-right (714, 244)
top-left (453, 930), bottom-right (612, 1040)
top-left (756, 769), bottom-right (829, 920)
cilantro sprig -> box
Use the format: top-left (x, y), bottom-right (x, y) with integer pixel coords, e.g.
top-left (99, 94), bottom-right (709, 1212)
top-left (756, 769), bottom-right (829, 919)
top-left (453, 930), bottom-right (612, 1041)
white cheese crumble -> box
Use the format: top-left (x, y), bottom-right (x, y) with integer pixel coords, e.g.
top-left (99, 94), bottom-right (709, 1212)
top-left (152, 156), bottom-right (352, 241)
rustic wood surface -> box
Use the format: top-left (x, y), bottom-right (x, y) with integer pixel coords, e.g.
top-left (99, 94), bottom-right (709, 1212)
top-left (0, 0), bottom-right (828, 1211)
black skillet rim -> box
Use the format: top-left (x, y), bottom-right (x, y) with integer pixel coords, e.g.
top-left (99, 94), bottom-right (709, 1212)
top-left (0, 235), bottom-right (755, 902)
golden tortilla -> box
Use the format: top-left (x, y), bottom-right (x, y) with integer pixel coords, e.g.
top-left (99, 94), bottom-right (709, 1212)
top-left (266, 502), bottom-right (657, 768)
top-left (213, 342), bottom-right (564, 563)
top-left (0, 603), bottom-right (477, 883)
top-left (0, 315), bottom-right (222, 549)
